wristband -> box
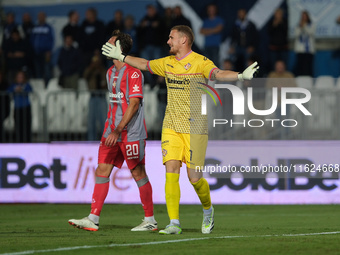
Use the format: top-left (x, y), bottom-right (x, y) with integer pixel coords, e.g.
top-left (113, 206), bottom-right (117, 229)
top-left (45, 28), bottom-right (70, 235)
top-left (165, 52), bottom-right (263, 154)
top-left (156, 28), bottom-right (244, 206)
top-left (122, 54), bottom-right (127, 62)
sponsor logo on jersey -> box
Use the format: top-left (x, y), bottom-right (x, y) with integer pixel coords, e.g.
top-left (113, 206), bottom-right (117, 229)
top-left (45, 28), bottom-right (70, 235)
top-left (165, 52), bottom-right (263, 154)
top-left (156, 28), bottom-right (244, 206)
top-left (184, 63), bottom-right (191, 70)
top-left (109, 92), bottom-right (124, 102)
top-left (132, 85), bottom-right (140, 92)
top-left (168, 86), bottom-right (185, 90)
top-left (167, 78), bottom-right (190, 85)
top-left (131, 72), bottom-right (140, 78)
top-left (166, 64), bottom-right (174, 68)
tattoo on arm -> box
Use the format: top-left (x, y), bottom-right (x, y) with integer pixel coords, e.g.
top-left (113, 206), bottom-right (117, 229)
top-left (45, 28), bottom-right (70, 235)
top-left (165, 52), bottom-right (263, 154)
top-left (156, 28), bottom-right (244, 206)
top-left (144, 65), bottom-right (148, 71)
top-left (211, 69), bottom-right (220, 80)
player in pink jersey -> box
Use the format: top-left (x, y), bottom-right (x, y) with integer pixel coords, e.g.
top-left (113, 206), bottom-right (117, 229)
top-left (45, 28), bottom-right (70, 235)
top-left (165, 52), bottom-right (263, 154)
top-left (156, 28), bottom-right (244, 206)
top-left (68, 30), bottom-right (157, 232)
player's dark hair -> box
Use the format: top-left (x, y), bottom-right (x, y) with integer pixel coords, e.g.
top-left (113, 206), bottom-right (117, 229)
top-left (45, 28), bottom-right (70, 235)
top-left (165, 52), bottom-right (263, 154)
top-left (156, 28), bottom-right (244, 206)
top-left (171, 25), bottom-right (194, 46)
top-left (111, 30), bottom-right (133, 55)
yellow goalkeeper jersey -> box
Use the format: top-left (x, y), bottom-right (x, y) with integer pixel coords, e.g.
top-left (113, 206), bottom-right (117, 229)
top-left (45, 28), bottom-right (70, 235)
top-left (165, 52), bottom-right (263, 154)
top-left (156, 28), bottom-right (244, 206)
top-left (147, 51), bottom-right (217, 134)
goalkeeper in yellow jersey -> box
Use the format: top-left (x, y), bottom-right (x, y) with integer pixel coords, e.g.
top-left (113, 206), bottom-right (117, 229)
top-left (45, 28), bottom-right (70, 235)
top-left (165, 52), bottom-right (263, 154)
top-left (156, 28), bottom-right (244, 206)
top-left (102, 25), bottom-right (259, 234)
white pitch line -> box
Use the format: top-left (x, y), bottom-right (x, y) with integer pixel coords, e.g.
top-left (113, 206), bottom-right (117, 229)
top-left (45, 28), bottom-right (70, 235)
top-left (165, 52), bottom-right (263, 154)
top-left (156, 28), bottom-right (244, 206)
top-left (1, 231), bottom-right (340, 255)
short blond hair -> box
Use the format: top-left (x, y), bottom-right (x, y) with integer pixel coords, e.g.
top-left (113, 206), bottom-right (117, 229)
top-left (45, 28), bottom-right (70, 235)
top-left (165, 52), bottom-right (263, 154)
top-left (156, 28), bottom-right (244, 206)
top-left (171, 25), bottom-right (194, 46)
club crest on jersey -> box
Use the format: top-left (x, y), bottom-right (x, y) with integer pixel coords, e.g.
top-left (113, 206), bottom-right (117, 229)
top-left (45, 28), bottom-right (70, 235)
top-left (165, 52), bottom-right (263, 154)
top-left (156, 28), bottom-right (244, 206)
top-left (132, 84), bottom-right (140, 92)
top-left (131, 72), bottom-right (140, 78)
top-left (162, 149), bottom-right (167, 157)
top-left (184, 63), bottom-right (191, 70)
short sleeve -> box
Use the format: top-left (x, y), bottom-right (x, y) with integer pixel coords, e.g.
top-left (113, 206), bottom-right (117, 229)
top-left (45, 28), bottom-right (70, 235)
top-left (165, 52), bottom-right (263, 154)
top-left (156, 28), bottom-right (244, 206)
top-left (128, 69), bottom-right (143, 99)
top-left (201, 57), bottom-right (218, 80)
top-left (147, 57), bottom-right (168, 77)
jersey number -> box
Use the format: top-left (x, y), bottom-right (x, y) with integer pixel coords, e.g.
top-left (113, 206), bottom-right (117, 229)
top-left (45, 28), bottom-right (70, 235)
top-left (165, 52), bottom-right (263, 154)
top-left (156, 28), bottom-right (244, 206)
top-left (126, 144), bottom-right (139, 156)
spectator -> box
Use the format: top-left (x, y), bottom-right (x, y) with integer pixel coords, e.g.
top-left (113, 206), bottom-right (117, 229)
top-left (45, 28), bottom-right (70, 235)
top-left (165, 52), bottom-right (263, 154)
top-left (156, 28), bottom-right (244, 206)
top-left (31, 12), bottom-right (54, 86)
top-left (172, 6), bottom-right (191, 28)
top-left (0, 71), bottom-right (10, 142)
top-left (7, 70), bottom-right (32, 143)
top-left (162, 7), bottom-right (174, 55)
top-left (124, 15), bottom-right (138, 56)
top-left (20, 13), bottom-right (34, 76)
top-left (20, 12), bottom-right (34, 41)
top-left (268, 8), bottom-right (288, 70)
top-left (2, 12), bottom-right (20, 44)
top-left (294, 10), bottom-right (315, 77)
top-left (106, 10), bottom-right (125, 40)
top-left (267, 59), bottom-right (295, 79)
top-left (266, 60), bottom-right (296, 139)
top-left (200, 3), bottom-right (224, 67)
top-left (137, 4), bottom-right (163, 87)
top-left (83, 50), bottom-right (107, 141)
top-left (57, 35), bottom-right (82, 89)
top-left (230, 8), bottom-right (258, 71)
top-left (163, 7), bottom-right (173, 33)
top-left (2, 29), bottom-right (31, 83)
top-left (79, 7), bottom-right (105, 71)
top-left (62, 10), bottom-right (81, 46)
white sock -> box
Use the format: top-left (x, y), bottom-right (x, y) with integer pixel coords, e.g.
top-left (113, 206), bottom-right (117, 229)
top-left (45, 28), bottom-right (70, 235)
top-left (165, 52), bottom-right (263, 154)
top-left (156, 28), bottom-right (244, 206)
top-left (145, 216), bottom-right (156, 224)
top-left (88, 214), bottom-right (100, 224)
top-left (203, 206), bottom-right (212, 216)
top-left (170, 219), bottom-right (180, 226)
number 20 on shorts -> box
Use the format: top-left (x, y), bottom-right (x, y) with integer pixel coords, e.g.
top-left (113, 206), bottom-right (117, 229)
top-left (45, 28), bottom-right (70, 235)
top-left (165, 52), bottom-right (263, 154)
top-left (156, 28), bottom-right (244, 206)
top-left (126, 144), bottom-right (139, 156)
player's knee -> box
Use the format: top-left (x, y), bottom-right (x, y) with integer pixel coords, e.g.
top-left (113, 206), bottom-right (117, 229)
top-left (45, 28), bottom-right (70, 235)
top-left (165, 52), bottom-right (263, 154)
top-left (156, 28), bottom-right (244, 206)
top-left (165, 160), bottom-right (181, 173)
top-left (95, 164), bottom-right (112, 177)
top-left (130, 164), bottom-right (146, 180)
top-left (188, 176), bottom-right (201, 184)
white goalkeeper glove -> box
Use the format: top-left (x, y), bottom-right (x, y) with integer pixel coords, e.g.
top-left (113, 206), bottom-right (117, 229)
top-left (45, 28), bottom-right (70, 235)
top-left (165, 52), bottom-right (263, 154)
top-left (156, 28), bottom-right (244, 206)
top-left (101, 40), bottom-right (126, 62)
top-left (238, 61), bottom-right (259, 81)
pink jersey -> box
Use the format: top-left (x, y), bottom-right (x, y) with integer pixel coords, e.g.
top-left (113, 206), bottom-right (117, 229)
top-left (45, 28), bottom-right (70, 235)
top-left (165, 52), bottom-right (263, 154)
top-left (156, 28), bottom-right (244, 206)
top-left (103, 64), bottom-right (147, 142)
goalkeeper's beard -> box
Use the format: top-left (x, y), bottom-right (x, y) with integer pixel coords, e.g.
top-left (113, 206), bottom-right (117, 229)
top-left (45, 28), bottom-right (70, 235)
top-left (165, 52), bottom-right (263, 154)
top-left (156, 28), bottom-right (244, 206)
top-left (168, 46), bottom-right (177, 55)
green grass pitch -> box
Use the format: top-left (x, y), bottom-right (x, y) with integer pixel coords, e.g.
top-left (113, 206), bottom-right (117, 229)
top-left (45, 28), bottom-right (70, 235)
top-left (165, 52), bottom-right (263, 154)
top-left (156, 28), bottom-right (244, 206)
top-left (0, 204), bottom-right (339, 255)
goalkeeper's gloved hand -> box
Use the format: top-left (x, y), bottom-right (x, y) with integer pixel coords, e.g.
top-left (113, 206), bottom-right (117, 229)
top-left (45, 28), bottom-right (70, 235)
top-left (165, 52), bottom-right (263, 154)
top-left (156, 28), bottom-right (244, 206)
top-left (101, 40), bottom-right (126, 62)
top-left (238, 61), bottom-right (259, 81)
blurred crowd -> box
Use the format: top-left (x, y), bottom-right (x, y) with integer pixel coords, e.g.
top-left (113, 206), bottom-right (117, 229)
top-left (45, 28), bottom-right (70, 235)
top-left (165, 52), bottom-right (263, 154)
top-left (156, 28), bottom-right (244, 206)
top-left (0, 3), bottom-right (338, 142)
top-left (0, 4), bottom-right (327, 87)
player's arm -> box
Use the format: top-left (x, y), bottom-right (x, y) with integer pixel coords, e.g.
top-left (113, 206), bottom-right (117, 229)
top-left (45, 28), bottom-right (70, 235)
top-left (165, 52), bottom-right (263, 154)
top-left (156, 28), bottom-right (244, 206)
top-left (124, 55), bottom-right (149, 72)
top-left (212, 62), bottom-right (259, 82)
top-left (104, 97), bottom-right (141, 147)
top-left (102, 41), bottom-right (149, 71)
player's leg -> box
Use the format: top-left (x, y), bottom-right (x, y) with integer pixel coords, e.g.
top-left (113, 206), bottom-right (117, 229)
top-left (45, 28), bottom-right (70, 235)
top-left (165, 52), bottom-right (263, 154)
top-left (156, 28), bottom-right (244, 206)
top-left (88, 163), bottom-right (114, 225)
top-left (69, 137), bottom-right (123, 231)
top-left (130, 164), bottom-right (158, 231)
top-left (68, 163), bottom-right (113, 231)
top-left (120, 139), bottom-right (157, 231)
top-left (159, 128), bottom-right (184, 234)
top-left (187, 166), bottom-right (214, 234)
top-left (159, 160), bottom-right (182, 234)
top-left (185, 133), bottom-right (214, 234)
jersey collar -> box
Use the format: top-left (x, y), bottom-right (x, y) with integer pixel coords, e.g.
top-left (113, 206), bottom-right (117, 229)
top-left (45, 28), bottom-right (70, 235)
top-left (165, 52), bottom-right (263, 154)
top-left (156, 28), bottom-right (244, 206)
top-left (176, 50), bottom-right (192, 61)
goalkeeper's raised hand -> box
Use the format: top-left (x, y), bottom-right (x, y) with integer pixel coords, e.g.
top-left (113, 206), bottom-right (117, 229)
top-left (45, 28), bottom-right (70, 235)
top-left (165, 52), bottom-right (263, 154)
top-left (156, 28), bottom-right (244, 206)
top-left (101, 40), bottom-right (126, 62)
top-left (238, 61), bottom-right (259, 81)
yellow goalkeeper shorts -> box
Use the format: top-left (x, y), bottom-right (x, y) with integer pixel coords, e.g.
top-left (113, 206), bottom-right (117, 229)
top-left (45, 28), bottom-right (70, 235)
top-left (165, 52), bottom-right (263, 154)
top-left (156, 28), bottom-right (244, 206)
top-left (161, 128), bottom-right (208, 169)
